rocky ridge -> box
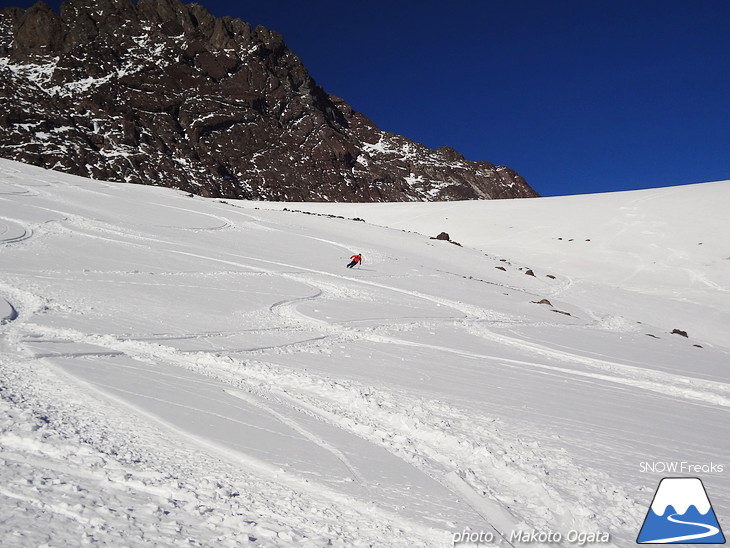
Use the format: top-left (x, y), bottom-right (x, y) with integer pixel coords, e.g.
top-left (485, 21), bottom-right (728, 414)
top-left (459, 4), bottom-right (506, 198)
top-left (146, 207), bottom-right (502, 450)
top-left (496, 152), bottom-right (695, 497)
top-left (0, 0), bottom-right (538, 201)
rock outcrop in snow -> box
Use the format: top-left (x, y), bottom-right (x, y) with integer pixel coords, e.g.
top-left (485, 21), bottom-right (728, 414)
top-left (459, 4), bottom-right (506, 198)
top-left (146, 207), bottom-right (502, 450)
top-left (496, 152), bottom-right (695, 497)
top-left (0, 0), bottom-right (538, 202)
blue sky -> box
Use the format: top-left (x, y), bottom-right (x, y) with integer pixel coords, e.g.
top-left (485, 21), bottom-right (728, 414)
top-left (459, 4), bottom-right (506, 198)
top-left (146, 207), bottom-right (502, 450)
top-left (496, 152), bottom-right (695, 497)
top-left (4, 1), bottom-right (730, 196)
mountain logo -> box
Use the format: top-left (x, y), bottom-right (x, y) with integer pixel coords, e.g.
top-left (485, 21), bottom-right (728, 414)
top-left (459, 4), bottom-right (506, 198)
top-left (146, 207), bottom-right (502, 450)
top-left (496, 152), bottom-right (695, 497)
top-left (637, 477), bottom-right (725, 544)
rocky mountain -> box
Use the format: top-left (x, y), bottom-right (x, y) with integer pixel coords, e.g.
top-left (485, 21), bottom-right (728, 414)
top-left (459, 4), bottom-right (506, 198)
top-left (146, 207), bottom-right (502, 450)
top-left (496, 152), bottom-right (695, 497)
top-left (0, 0), bottom-right (538, 201)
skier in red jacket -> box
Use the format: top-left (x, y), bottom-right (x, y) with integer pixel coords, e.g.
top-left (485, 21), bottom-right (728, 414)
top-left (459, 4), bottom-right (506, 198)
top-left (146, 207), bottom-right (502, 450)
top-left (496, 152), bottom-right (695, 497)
top-left (346, 253), bottom-right (362, 268)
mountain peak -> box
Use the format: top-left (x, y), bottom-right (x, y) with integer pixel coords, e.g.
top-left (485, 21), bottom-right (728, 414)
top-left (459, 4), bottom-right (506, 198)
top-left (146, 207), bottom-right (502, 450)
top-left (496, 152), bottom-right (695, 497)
top-left (0, 0), bottom-right (538, 201)
top-left (651, 478), bottom-right (712, 516)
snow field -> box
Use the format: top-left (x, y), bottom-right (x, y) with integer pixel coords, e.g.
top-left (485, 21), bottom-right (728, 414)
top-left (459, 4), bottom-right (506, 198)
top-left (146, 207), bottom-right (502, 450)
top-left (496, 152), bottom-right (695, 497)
top-left (1, 159), bottom-right (729, 546)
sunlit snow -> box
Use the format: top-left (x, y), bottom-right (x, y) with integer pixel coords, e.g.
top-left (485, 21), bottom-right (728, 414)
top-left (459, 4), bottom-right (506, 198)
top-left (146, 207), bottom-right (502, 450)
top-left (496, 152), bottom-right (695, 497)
top-left (1, 159), bottom-right (728, 547)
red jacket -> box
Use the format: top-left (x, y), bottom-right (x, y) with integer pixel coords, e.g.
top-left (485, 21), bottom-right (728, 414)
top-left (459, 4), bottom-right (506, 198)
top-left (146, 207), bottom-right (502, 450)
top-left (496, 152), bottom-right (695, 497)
top-left (350, 254), bottom-right (362, 263)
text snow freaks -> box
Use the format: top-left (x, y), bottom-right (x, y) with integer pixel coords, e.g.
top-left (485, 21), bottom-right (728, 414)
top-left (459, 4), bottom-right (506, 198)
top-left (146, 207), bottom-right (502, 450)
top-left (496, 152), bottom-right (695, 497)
top-left (639, 461), bottom-right (724, 474)
top-left (451, 529), bottom-right (610, 546)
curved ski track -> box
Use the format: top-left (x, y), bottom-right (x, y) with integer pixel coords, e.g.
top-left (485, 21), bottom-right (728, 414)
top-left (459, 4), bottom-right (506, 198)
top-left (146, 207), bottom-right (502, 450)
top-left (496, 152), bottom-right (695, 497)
top-left (3, 174), bottom-right (728, 547)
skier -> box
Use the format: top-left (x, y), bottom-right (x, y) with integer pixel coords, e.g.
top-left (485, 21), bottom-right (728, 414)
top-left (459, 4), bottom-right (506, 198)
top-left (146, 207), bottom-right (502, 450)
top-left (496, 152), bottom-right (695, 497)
top-left (346, 253), bottom-right (362, 268)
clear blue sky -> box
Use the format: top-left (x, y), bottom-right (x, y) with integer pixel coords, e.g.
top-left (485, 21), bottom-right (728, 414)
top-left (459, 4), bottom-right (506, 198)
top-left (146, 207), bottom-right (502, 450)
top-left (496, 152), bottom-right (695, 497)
top-left (5, 0), bottom-right (730, 196)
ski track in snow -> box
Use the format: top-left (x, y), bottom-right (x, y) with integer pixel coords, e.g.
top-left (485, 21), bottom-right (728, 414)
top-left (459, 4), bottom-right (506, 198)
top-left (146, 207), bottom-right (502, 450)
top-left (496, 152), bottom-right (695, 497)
top-left (3, 238), bottom-right (624, 543)
top-left (171, 245), bottom-right (730, 410)
top-left (224, 388), bottom-right (372, 494)
top-left (1, 161), bottom-right (729, 546)
top-left (0, 296), bottom-right (18, 324)
top-left (0, 216), bottom-right (33, 244)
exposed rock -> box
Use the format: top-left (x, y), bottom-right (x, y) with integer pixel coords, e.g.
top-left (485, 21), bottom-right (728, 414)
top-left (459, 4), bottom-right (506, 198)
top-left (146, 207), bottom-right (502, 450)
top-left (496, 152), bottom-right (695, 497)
top-left (525, 269), bottom-right (535, 277)
top-left (431, 231), bottom-right (461, 246)
top-left (0, 0), bottom-right (539, 202)
top-left (533, 299), bottom-right (553, 306)
top-left (671, 329), bottom-right (688, 338)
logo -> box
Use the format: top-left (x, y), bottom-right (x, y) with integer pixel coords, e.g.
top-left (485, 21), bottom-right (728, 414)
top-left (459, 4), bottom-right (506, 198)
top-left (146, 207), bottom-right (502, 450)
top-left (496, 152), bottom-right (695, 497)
top-left (637, 477), bottom-right (725, 544)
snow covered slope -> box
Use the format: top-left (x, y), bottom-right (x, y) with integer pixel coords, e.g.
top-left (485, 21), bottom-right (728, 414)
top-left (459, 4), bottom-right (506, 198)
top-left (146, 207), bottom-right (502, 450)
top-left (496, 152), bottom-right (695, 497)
top-left (1, 158), bottom-right (728, 547)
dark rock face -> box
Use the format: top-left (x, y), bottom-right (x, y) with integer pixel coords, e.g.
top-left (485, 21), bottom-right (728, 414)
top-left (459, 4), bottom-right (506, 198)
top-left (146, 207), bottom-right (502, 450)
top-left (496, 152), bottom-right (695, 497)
top-left (0, 0), bottom-right (539, 202)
